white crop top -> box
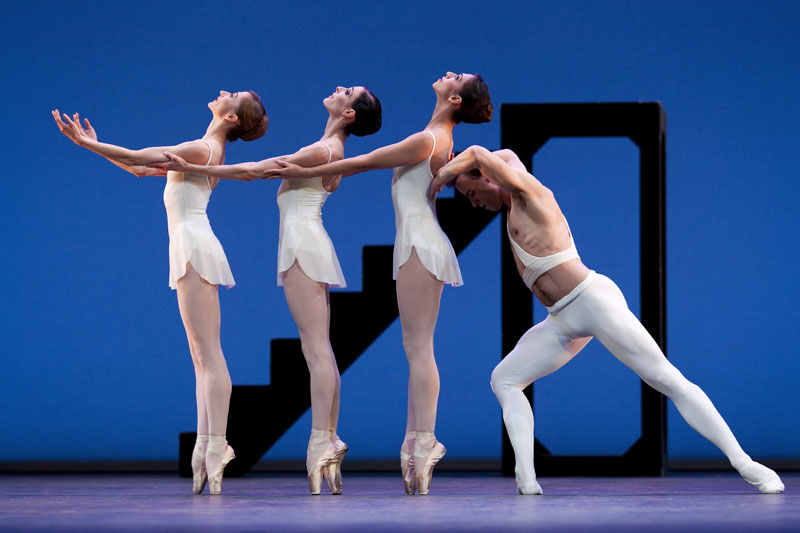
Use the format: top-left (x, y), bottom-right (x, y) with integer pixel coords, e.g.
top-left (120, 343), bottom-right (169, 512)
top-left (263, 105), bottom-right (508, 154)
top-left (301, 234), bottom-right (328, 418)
top-left (507, 221), bottom-right (580, 289)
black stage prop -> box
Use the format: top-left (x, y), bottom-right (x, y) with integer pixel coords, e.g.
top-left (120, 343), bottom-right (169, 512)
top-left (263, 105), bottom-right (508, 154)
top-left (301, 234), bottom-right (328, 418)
top-left (180, 102), bottom-right (668, 479)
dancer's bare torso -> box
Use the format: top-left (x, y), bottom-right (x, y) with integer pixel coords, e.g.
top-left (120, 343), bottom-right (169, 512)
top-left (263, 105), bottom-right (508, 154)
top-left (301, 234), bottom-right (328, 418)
top-left (506, 176), bottom-right (590, 307)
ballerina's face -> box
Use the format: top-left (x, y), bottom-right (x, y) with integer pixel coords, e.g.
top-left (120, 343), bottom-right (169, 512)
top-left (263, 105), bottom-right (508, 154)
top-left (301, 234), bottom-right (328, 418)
top-left (208, 90), bottom-right (254, 118)
top-left (432, 71), bottom-right (475, 96)
top-left (324, 85), bottom-right (366, 115)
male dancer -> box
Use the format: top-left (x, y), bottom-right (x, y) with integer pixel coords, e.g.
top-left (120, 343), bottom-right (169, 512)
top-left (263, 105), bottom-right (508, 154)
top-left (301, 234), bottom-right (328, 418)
top-left (430, 146), bottom-right (784, 495)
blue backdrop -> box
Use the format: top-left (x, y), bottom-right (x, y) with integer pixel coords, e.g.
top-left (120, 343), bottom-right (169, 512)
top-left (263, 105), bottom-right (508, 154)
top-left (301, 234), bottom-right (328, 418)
top-left (2, 0), bottom-right (798, 463)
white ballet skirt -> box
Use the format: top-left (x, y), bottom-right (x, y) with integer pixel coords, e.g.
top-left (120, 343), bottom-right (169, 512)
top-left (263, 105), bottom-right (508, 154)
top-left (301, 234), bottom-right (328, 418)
top-left (276, 142), bottom-right (346, 288)
top-left (391, 130), bottom-right (463, 286)
top-left (163, 140), bottom-right (234, 290)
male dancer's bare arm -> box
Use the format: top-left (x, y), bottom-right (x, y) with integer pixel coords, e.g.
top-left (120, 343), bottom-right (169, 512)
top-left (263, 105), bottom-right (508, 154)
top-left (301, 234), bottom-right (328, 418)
top-left (491, 149), bottom-right (528, 172)
top-left (431, 146), bottom-right (530, 196)
top-left (261, 131), bottom-right (434, 180)
top-left (151, 143), bottom-right (330, 181)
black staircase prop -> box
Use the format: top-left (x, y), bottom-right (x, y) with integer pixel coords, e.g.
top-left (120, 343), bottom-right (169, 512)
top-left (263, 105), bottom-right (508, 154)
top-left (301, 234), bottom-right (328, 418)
top-left (500, 102), bottom-right (668, 476)
top-left (179, 190), bottom-right (499, 477)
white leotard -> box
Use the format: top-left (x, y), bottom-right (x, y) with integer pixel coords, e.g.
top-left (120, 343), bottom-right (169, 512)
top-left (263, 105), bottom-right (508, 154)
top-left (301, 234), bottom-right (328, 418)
top-left (391, 131), bottom-right (463, 286)
top-left (277, 142), bottom-right (346, 288)
top-left (507, 220), bottom-right (580, 289)
top-left (163, 140), bottom-right (235, 289)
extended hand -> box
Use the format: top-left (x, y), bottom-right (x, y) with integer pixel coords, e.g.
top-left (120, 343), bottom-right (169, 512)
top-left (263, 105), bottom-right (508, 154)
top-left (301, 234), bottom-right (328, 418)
top-left (72, 113), bottom-right (97, 142)
top-left (430, 166), bottom-right (455, 200)
top-left (52, 109), bottom-right (96, 146)
top-left (260, 159), bottom-right (306, 180)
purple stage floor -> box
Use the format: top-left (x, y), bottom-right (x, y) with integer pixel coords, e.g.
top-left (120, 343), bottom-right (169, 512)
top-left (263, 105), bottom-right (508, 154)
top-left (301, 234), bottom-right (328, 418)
top-left (0, 473), bottom-right (796, 532)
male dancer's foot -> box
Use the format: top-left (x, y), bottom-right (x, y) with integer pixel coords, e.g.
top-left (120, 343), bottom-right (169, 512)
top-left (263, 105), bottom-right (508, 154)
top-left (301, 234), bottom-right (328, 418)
top-left (738, 460), bottom-right (785, 494)
top-left (517, 479), bottom-right (543, 495)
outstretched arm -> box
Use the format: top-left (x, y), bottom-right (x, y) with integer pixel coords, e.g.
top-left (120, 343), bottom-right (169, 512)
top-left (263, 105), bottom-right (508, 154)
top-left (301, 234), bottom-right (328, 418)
top-left (52, 112), bottom-right (166, 177)
top-left (149, 142), bottom-right (330, 181)
top-left (52, 109), bottom-right (209, 169)
top-left (261, 131), bottom-right (435, 180)
top-left (431, 146), bottom-right (531, 196)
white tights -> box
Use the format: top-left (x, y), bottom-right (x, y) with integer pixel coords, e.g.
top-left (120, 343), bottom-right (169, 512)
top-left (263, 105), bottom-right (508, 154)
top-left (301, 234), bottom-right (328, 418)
top-left (176, 264), bottom-right (231, 438)
top-left (491, 272), bottom-right (762, 489)
top-left (282, 262), bottom-right (341, 434)
top-left (397, 250), bottom-right (444, 436)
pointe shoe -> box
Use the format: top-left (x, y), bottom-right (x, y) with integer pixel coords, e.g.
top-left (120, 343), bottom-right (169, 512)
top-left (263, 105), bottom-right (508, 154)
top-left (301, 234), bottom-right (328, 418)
top-left (191, 443), bottom-right (208, 495)
top-left (324, 438), bottom-right (348, 495)
top-left (400, 437), bottom-right (416, 495)
top-left (739, 461), bottom-right (785, 494)
top-left (414, 440), bottom-right (446, 496)
top-left (517, 480), bottom-right (543, 495)
top-left (401, 450), bottom-right (416, 495)
top-left (308, 447), bottom-right (337, 495)
top-left (206, 441), bottom-right (235, 495)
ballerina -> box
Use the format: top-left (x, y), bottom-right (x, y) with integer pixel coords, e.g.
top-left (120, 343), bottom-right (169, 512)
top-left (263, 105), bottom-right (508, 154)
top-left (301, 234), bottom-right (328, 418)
top-left (52, 89), bottom-right (268, 495)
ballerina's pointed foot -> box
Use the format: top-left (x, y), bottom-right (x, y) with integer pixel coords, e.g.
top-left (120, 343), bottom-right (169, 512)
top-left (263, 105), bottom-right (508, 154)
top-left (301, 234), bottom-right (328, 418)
top-left (415, 440), bottom-right (446, 496)
top-left (206, 443), bottom-right (235, 495)
top-left (324, 439), bottom-right (348, 495)
top-left (739, 461), bottom-right (785, 494)
top-left (192, 470), bottom-right (207, 495)
top-left (308, 447), bottom-right (337, 495)
top-left (517, 480), bottom-right (543, 495)
top-left (401, 450), bottom-right (416, 495)
top-left (191, 444), bottom-right (208, 495)
top-left (400, 435), bottom-right (417, 495)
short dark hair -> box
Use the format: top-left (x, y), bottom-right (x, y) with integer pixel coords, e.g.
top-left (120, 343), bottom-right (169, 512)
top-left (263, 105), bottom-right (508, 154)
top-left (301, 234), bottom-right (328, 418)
top-left (227, 90), bottom-right (268, 142)
top-left (453, 74), bottom-right (492, 124)
top-left (449, 169), bottom-right (482, 188)
top-left (345, 88), bottom-right (382, 137)
top-left (466, 168), bottom-right (483, 178)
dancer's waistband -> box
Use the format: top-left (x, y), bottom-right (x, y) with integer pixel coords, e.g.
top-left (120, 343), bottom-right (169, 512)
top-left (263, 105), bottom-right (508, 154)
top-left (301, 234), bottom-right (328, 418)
top-left (546, 270), bottom-right (596, 315)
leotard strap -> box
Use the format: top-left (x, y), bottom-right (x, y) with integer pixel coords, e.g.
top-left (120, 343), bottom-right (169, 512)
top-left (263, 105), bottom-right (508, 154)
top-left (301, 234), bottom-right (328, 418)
top-left (197, 139), bottom-right (214, 187)
top-left (424, 130), bottom-right (436, 159)
top-left (319, 141), bottom-right (333, 164)
top-left (200, 139), bottom-right (213, 165)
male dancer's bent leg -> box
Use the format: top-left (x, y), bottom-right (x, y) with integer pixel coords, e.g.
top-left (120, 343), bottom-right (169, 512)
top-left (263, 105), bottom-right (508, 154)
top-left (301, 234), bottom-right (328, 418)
top-left (490, 320), bottom-right (591, 494)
